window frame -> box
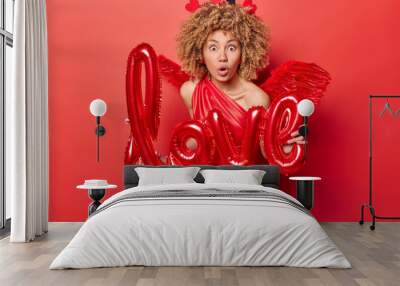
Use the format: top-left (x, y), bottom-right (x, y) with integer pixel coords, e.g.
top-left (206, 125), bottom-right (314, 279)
top-left (0, 0), bottom-right (14, 231)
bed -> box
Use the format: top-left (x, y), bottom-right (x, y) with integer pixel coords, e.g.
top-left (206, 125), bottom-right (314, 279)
top-left (50, 165), bottom-right (350, 269)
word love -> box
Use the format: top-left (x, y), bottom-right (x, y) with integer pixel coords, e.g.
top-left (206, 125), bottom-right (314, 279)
top-left (125, 43), bottom-right (306, 175)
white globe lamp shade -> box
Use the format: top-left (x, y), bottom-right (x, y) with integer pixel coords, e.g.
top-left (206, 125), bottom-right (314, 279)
top-left (90, 99), bottom-right (107, 117)
top-left (297, 99), bottom-right (315, 117)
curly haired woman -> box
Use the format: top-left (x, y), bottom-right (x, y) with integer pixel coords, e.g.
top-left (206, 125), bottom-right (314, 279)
top-left (177, 1), bottom-right (303, 153)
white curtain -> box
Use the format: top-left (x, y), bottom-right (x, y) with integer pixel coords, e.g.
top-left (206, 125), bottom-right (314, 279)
top-left (7, 0), bottom-right (49, 242)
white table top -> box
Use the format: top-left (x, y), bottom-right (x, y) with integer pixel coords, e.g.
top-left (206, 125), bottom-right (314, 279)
top-left (76, 184), bottom-right (117, 190)
top-left (289, 176), bottom-right (321, 181)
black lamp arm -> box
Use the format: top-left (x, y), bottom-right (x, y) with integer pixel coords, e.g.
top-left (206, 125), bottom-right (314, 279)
top-left (298, 116), bottom-right (309, 138)
top-left (95, 116), bottom-right (106, 136)
top-left (94, 116), bottom-right (106, 162)
top-left (298, 116), bottom-right (309, 161)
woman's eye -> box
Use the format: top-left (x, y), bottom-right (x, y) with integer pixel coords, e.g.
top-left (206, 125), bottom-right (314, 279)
top-left (209, 45), bottom-right (217, 51)
top-left (228, 46), bottom-right (237, 51)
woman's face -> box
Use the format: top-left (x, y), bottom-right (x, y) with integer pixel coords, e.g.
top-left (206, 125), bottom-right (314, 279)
top-left (202, 30), bottom-right (241, 83)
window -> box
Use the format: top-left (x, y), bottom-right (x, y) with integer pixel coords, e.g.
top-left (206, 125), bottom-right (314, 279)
top-left (0, 0), bottom-right (14, 233)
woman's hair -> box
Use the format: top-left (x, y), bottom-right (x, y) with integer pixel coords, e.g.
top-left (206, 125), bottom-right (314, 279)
top-left (177, 2), bottom-right (270, 80)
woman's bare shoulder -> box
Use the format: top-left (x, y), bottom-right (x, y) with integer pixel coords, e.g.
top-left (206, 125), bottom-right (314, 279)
top-left (244, 81), bottom-right (270, 108)
top-left (180, 80), bottom-right (199, 96)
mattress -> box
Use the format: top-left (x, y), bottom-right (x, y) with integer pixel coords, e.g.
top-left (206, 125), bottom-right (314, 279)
top-left (50, 183), bottom-right (350, 269)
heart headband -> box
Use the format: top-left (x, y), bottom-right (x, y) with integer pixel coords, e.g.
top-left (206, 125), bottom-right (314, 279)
top-left (185, 0), bottom-right (257, 15)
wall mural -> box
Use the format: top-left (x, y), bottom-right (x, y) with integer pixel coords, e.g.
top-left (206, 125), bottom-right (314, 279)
top-left (124, 0), bottom-right (331, 175)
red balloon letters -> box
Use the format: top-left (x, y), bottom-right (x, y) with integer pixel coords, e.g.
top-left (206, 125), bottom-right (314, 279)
top-left (125, 43), bottom-right (309, 175)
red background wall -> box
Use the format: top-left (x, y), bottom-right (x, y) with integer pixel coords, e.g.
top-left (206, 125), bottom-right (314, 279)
top-left (47, 0), bottom-right (400, 222)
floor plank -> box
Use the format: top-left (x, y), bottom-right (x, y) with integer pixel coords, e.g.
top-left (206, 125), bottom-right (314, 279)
top-left (0, 222), bottom-right (399, 286)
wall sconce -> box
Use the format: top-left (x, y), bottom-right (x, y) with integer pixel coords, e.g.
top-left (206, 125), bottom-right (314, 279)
top-left (297, 99), bottom-right (315, 160)
top-left (89, 99), bottom-right (107, 162)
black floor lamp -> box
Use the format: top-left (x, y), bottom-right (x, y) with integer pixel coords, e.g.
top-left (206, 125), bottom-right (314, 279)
top-left (297, 99), bottom-right (315, 160)
top-left (359, 95), bottom-right (400, 230)
top-left (89, 99), bottom-right (107, 162)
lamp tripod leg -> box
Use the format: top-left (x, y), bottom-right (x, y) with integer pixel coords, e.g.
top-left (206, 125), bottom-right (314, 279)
top-left (359, 204), bottom-right (365, 225)
top-left (370, 207), bottom-right (376, 231)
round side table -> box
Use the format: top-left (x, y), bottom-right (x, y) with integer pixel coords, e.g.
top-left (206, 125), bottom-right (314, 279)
top-left (77, 182), bottom-right (117, 216)
top-left (289, 176), bottom-right (321, 210)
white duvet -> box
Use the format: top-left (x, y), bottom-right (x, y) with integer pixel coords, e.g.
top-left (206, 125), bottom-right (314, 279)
top-left (50, 183), bottom-right (351, 269)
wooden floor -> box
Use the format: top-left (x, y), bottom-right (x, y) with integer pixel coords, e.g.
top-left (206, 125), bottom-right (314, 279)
top-left (0, 222), bottom-right (399, 286)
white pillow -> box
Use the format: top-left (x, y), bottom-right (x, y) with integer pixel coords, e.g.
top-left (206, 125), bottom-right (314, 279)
top-left (200, 169), bottom-right (266, 185)
top-left (135, 167), bottom-right (200, 186)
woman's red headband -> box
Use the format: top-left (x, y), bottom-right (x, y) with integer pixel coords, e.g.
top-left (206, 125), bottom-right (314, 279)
top-left (185, 0), bottom-right (257, 15)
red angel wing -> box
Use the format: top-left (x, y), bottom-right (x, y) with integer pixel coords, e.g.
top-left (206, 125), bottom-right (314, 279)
top-left (260, 61), bottom-right (331, 104)
top-left (158, 55), bottom-right (190, 89)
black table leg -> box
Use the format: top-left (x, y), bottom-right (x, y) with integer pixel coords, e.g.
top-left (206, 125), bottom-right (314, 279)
top-left (296, 180), bottom-right (314, 210)
top-left (88, 189), bottom-right (105, 216)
